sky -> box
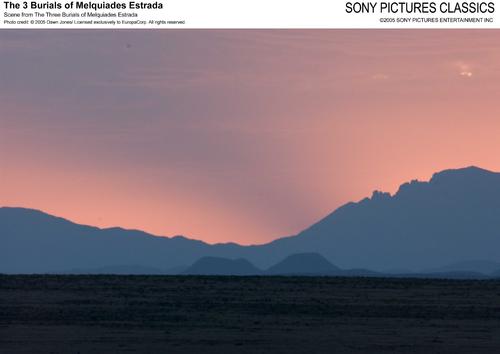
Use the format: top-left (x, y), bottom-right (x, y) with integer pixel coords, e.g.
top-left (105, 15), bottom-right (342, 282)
top-left (1, 30), bottom-right (500, 244)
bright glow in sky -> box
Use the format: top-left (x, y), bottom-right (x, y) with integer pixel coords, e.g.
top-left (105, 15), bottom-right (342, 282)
top-left (1, 30), bottom-right (500, 244)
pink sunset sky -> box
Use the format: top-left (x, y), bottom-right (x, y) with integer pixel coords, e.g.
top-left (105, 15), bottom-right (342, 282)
top-left (1, 30), bottom-right (500, 244)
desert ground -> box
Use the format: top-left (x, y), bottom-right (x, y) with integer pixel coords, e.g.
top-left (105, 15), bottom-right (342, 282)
top-left (1, 275), bottom-right (500, 353)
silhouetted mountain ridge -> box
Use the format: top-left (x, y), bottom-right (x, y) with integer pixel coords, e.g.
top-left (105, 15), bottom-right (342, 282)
top-left (2, 166), bottom-right (500, 273)
top-left (275, 166), bottom-right (500, 271)
top-left (182, 253), bottom-right (381, 277)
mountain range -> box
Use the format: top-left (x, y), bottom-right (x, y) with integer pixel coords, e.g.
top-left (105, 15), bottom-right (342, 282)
top-left (182, 253), bottom-right (346, 276)
top-left (2, 166), bottom-right (500, 275)
top-left (47, 253), bottom-right (496, 279)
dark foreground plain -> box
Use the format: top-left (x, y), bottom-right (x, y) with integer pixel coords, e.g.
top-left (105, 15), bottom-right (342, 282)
top-left (1, 275), bottom-right (500, 353)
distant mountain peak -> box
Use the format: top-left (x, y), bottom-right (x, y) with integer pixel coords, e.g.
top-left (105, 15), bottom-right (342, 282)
top-left (266, 253), bottom-right (340, 275)
top-left (431, 166), bottom-right (498, 183)
top-left (391, 166), bottom-right (499, 198)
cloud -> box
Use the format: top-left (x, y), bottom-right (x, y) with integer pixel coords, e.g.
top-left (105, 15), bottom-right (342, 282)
top-left (455, 61), bottom-right (474, 78)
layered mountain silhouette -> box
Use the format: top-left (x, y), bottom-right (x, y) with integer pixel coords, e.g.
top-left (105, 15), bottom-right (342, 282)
top-left (258, 166), bottom-right (500, 271)
top-left (2, 166), bottom-right (500, 274)
top-left (183, 253), bottom-right (380, 277)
